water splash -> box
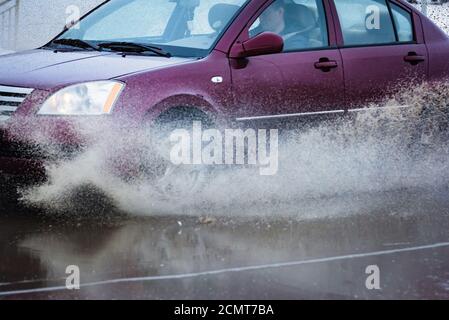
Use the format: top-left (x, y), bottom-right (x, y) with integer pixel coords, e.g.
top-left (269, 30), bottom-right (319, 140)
top-left (16, 82), bottom-right (449, 218)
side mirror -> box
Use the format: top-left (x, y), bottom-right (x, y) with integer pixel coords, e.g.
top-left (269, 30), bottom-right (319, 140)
top-left (229, 32), bottom-right (284, 59)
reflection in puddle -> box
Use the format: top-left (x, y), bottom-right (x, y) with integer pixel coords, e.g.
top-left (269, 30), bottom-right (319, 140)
top-left (1, 187), bottom-right (449, 299)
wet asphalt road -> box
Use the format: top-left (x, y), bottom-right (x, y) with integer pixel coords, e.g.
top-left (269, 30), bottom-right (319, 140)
top-left (1, 186), bottom-right (449, 300)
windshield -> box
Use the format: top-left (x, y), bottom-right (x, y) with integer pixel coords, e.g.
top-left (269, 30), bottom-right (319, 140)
top-left (55, 0), bottom-right (248, 57)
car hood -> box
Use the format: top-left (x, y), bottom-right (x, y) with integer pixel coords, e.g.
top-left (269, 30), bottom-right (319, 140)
top-left (0, 49), bottom-right (194, 90)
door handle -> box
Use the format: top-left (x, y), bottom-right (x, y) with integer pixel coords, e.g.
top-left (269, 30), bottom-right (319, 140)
top-left (314, 58), bottom-right (338, 72)
top-left (404, 52), bottom-right (426, 65)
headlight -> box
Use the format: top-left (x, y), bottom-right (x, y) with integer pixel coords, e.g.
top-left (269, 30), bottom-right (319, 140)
top-left (38, 81), bottom-right (125, 115)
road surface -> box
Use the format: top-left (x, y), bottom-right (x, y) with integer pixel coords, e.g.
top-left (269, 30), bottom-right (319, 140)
top-left (1, 186), bottom-right (449, 299)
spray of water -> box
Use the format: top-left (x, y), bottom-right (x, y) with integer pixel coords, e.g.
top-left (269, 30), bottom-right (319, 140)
top-left (13, 82), bottom-right (449, 218)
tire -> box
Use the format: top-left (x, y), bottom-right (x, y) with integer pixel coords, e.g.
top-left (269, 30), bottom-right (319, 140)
top-left (144, 107), bottom-right (214, 200)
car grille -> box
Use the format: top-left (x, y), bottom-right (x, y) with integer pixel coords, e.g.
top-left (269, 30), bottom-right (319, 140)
top-left (0, 85), bottom-right (34, 122)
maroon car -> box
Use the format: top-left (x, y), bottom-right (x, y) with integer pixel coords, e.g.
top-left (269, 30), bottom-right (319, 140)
top-left (0, 0), bottom-right (448, 181)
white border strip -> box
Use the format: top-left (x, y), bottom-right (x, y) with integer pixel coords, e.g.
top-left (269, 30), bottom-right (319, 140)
top-left (0, 105), bottom-right (18, 112)
top-left (236, 109), bottom-right (345, 121)
top-left (0, 115), bottom-right (10, 122)
top-left (0, 96), bottom-right (25, 103)
top-left (1, 241), bottom-right (449, 297)
top-left (0, 85), bottom-right (34, 95)
top-left (236, 105), bottom-right (412, 122)
top-left (348, 104), bottom-right (412, 113)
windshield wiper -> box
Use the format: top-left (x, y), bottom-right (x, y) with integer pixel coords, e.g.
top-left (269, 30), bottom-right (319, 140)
top-left (98, 42), bottom-right (171, 58)
top-left (49, 38), bottom-right (101, 51)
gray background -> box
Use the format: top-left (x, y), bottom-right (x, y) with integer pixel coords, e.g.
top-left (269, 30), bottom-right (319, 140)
top-left (0, 0), bottom-right (103, 51)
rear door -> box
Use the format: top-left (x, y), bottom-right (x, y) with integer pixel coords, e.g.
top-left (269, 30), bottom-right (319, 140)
top-left (230, 0), bottom-right (345, 125)
top-left (331, 0), bottom-right (428, 109)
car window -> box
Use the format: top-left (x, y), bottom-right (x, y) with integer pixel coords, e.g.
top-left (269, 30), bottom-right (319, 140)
top-left (59, 0), bottom-right (248, 57)
top-left (82, 0), bottom-right (176, 40)
top-left (249, 0), bottom-right (329, 52)
top-left (390, 2), bottom-right (414, 42)
top-left (334, 0), bottom-right (396, 46)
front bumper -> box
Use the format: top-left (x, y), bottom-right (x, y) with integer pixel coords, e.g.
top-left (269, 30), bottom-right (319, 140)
top-left (0, 156), bottom-right (45, 178)
top-left (0, 129), bottom-right (46, 179)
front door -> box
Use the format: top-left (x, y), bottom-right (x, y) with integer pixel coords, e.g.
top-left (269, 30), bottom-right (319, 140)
top-left (230, 0), bottom-right (345, 125)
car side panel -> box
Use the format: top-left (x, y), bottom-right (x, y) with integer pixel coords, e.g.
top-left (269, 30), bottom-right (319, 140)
top-left (227, 0), bottom-right (345, 123)
top-left (419, 9), bottom-right (449, 81)
top-left (115, 50), bottom-right (234, 124)
top-left (340, 44), bottom-right (428, 107)
top-left (329, 0), bottom-right (429, 108)
top-left (230, 49), bottom-right (345, 118)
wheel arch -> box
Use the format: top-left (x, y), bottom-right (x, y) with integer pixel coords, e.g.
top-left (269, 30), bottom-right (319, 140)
top-left (145, 94), bottom-right (225, 126)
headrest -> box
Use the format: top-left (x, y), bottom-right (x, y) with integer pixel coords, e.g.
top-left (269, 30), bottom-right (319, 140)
top-left (209, 3), bottom-right (240, 32)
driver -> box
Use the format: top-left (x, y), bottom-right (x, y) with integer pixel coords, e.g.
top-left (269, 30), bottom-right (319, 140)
top-left (251, 0), bottom-right (309, 50)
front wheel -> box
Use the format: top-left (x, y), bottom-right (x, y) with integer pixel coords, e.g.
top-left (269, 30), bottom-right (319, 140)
top-left (139, 109), bottom-right (214, 200)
